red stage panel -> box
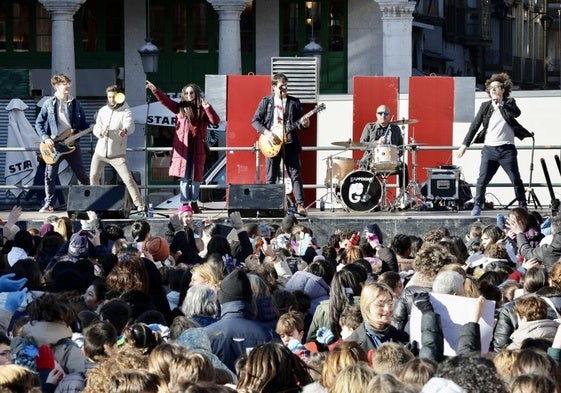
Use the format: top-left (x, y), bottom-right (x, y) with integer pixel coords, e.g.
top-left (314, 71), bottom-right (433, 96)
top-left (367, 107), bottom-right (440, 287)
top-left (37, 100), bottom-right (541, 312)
top-left (226, 75), bottom-right (270, 184)
top-left (226, 75), bottom-right (317, 205)
top-left (408, 77), bottom-right (454, 184)
top-left (353, 76), bottom-right (399, 191)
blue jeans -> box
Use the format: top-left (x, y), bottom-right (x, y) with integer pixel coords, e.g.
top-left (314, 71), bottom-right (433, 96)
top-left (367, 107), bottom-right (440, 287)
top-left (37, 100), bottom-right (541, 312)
top-left (475, 144), bottom-right (525, 205)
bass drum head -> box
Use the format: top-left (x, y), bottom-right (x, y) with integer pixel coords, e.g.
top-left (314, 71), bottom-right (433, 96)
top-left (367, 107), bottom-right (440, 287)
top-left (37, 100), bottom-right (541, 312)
top-left (340, 170), bottom-right (381, 212)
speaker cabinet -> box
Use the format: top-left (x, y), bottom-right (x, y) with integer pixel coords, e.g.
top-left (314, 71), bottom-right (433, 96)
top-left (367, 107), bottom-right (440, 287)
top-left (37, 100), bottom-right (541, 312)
top-left (67, 185), bottom-right (131, 219)
top-left (228, 184), bottom-right (286, 217)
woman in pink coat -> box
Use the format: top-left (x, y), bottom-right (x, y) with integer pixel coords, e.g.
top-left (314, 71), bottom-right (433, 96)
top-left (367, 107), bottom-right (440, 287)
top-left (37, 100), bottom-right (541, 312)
top-left (146, 81), bottom-right (220, 213)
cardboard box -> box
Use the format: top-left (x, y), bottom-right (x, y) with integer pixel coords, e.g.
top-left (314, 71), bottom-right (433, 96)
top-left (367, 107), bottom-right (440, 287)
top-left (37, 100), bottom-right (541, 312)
top-left (151, 154), bottom-right (172, 181)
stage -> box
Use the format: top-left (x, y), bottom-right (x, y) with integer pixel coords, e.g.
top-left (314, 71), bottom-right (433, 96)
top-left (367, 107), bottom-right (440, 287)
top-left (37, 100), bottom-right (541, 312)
top-left (4, 200), bottom-right (545, 247)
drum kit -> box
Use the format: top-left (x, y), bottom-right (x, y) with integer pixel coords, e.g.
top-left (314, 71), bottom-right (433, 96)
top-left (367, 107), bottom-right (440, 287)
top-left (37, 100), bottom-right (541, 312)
top-left (323, 118), bottom-right (425, 212)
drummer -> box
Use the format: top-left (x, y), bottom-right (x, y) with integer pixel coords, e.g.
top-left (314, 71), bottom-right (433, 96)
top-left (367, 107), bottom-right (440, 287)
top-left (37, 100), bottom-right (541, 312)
top-left (359, 104), bottom-right (409, 195)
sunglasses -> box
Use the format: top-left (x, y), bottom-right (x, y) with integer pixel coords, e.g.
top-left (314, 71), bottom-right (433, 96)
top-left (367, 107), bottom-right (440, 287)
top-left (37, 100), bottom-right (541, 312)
top-left (377, 111), bottom-right (390, 116)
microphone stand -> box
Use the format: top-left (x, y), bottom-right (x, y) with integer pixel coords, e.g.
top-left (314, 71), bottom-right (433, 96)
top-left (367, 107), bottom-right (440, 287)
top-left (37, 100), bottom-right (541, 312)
top-left (507, 135), bottom-right (541, 209)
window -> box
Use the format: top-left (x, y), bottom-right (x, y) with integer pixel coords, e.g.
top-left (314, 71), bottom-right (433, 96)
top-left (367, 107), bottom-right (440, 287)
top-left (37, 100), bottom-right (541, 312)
top-left (13, 2), bottom-right (30, 51)
top-left (35, 4), bottom-right (51, 52)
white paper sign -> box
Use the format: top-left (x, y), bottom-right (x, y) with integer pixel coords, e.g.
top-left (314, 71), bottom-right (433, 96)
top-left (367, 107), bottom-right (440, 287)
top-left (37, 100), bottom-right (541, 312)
top-left (409, 293), bottom-right (495, 356)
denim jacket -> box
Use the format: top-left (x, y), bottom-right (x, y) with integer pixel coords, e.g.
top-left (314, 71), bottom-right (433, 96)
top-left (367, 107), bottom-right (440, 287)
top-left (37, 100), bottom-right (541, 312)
top-left (35, 95), bottom-right (88, 141)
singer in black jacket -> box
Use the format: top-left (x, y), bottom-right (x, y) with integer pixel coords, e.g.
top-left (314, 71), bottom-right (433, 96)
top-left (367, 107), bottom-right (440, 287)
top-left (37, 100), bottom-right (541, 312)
top-left (456, 72), bottom-right (533, 216)
top-left (360, 104), bottom-right (408, 192)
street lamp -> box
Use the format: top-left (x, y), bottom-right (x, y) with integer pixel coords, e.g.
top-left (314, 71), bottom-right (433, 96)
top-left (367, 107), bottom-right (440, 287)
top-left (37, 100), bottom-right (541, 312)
top-left (138, 38), bottom-right (159, 73)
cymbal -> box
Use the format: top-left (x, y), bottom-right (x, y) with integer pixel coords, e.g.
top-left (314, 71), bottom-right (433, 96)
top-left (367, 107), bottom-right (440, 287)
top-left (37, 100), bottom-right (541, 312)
top-left (332, 140), bottom-right (371, 148)
top-left (389, 118), bottom-right (419, 126)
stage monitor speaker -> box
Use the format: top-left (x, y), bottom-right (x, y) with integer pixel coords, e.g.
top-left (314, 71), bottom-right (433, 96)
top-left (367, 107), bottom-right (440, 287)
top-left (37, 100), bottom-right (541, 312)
top-left (228, 184), bottom-right (286, 217)
top-left (67, 185), bottom-right (131, 219)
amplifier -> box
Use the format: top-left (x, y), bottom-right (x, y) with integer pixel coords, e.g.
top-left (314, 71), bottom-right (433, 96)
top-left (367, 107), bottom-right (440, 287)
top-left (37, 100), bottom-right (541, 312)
top-left (427, 169), bottom-right (460, 200)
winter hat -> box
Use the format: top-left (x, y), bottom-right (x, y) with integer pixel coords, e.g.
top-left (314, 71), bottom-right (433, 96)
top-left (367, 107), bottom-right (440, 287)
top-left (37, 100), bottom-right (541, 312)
top-left (39, 223), bottom-right (54, 237)
top-left (365, 223), bottom-right (384, 244)
top-left (218, 269), bottom-right (253, 304)
top-left (177, 205), bottom-right (193, 214)
top-left (68, 233), bottom-right (89, 262)
top-left (281, 215), bottom-right (298, 232)
top-left (53, 269), bottom-right (85, 293)
top-left (145, 236), bottom-right (170, 262)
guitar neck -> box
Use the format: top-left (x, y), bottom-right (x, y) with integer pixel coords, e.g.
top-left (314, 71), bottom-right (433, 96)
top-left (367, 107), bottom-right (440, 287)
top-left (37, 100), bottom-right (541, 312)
top-left (63, 127), bottom-right (92, 145)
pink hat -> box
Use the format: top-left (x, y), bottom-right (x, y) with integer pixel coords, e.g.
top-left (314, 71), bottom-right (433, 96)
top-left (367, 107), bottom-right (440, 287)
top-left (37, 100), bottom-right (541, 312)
top-left (177, 205), bottom-right (193, 214)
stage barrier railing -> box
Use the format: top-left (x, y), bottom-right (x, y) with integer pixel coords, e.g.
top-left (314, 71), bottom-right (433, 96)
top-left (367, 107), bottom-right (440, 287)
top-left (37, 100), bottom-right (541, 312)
top-left (0, 144), bottom-right (560, 207)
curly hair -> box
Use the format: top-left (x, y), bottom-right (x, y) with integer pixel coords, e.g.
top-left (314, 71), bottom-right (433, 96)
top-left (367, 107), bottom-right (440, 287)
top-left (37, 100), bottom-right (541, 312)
top-left (413, 243), bottom-right (454, 277)
top-left (26, 292), bottom-right (77, 325)
top-left (106, 255), bottom-right (149, 293)
top-left (83, 346), bottom-right (149, 393)
top-left (485, 72), bottom-right (513, 99)
top-left (436, 354), bottom-right (508, 393)
top-left (514, 296), bottom-right (548, 321)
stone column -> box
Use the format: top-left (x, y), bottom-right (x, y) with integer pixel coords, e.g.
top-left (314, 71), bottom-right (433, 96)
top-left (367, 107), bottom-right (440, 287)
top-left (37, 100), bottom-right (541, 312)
top-left (206, 0), bottom-right (248, 75)
top-left (39, 0), bottom-right (86, 95)
top-left (374, 0), bottom-right (415, 92)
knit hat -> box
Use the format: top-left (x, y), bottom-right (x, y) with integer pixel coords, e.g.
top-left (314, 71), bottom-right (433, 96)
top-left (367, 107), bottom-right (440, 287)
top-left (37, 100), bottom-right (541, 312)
top-left (68, 234), bottom-right (89, 262)
top-left (282, 215), bottom-right (298, 232)
top-left (177, 205), bottom-right (193, 214)
top-left (365, 223), bottom-right (384, 244)
top-left (218, 269), bottom-right (253, 304)
top-left (39, 223), bottom-right (54, 237)
top-left (145, 236), bottom-right (170, 262)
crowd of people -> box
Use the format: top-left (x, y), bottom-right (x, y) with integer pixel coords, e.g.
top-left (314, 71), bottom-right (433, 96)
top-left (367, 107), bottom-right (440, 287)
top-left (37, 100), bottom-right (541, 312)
top-left (0, 197), bottom-right (559, 393)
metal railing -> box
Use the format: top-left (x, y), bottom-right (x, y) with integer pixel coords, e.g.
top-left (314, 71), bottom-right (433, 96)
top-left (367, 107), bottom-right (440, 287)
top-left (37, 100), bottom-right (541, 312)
top-left (1, 143), bottom-right (560, 202)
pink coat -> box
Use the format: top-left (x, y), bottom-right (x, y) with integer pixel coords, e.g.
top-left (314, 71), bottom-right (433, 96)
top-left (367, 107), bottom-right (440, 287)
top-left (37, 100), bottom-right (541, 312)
top-left (153, 89), bottom-right (220, 181)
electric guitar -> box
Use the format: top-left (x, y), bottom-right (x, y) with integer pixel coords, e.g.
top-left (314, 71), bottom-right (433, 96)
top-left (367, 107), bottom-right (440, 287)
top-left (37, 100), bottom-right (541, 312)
top-left (39, 127), bottom-right (93, 165)
top-left (258, 103), bottom-right (326, 158)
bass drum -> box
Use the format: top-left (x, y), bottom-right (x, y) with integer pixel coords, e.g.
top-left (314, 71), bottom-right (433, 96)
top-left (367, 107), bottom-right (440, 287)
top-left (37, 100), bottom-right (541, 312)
top-left (339, 170), bottom-right (382, 212)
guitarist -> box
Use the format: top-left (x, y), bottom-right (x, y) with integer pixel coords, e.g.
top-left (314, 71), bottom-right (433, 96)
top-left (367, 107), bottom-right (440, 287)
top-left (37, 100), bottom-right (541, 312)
top-left (251, 73), bottom-right (310, 216)
top-left (35, 73), bottom-right (90, 213)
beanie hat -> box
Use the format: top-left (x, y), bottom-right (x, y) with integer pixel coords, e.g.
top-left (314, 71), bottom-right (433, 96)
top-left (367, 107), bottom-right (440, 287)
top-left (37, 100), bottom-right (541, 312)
top-left (365, 223), bottom-right (384, 244)
top-left (145, 236), bottom-right (170, 262)
top-left (282, 215), bottom-right (298, 232)
top-left (177, 205), bottom-right (193, 214)
top-left (39, 223), bottom-right (54, 237)
top-left (68, 234), bottom-right (89, 262)
top-left (219, 269), bottom-right (253, 304)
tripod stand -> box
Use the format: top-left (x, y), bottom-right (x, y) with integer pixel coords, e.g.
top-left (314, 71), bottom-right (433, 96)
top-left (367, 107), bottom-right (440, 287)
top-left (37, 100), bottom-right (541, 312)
top-left (307, 154), bottom-right (347, 212)
top-left (393, 140), bottom-right (425, 210)
top-left (507, 135), bottom-right (541, 209)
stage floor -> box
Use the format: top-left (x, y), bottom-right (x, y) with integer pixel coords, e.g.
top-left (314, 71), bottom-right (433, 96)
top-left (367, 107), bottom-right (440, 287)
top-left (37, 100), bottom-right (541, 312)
top-left (7, 202), bottom-right (549, 247)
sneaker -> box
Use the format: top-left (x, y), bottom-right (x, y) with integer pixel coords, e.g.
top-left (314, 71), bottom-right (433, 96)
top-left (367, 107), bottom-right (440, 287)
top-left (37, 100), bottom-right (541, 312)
top-left (190, 201), bottom-right (201, 214)
top-left (470, 204), bottom-right (481, 216)
top-left (39, 205), bottom-right (54, 213)
top-left (297, 204), bottom-right (307, 217)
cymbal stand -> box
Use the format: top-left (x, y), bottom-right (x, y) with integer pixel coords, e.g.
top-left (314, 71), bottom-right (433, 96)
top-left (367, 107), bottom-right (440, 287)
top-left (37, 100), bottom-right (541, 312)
top-left (307, 154), bottom-right (347, 212)
top-left (404, 139), bottom-right (424, 209)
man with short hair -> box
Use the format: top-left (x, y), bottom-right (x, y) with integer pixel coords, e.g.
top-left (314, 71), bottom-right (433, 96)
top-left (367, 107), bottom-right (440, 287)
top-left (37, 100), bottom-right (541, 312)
top-left (90, 85), bottom-right (144, 214)
top-left (35, 73), bottom-right (90, 213)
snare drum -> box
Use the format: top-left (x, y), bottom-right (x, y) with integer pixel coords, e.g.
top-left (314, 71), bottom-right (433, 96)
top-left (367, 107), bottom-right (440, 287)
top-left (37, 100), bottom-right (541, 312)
top-left (325, 157), bottom-right (355, 188)
top-left (371, 144), bottom-right (398, 172)
top-left (340, 170), bottom-right (381, 212)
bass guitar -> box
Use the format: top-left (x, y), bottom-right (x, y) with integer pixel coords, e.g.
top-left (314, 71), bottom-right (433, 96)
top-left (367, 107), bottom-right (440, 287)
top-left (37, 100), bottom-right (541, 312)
top-left (39, 127), bottom-right (93, 165)
top-left (258, 103), bottom-right (326, 158)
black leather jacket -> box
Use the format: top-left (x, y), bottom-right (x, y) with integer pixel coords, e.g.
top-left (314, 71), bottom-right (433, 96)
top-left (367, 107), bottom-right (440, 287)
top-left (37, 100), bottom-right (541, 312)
top-left (251, 94), bottom-right (304, 145)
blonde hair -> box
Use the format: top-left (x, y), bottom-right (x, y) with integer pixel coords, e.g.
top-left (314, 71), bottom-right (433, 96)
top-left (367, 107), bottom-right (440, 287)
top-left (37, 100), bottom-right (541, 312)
top-left (0, 364), bottom-right (41, 392)
top-left (54, 217), bottom-right (73, 241)
top-left (331, 362), bottom-right (376, 393)
top-left (359, 282), bottom-right (394, 326)
top-left (191, 262), bottom-right (223, 292)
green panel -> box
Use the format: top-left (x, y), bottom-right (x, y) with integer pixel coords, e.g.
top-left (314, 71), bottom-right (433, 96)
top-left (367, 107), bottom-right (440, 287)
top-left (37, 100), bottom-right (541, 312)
top-left (321, 53), bottom-right (346, 93)
top-left (0, 69), bottom-right (30, 98)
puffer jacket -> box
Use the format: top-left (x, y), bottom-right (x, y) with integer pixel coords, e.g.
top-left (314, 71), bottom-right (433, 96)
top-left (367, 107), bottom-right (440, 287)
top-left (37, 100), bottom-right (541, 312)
top-left (284, 271), bottom-right (330, 315)
top-left (391, 273), bottom-right (434, 331)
